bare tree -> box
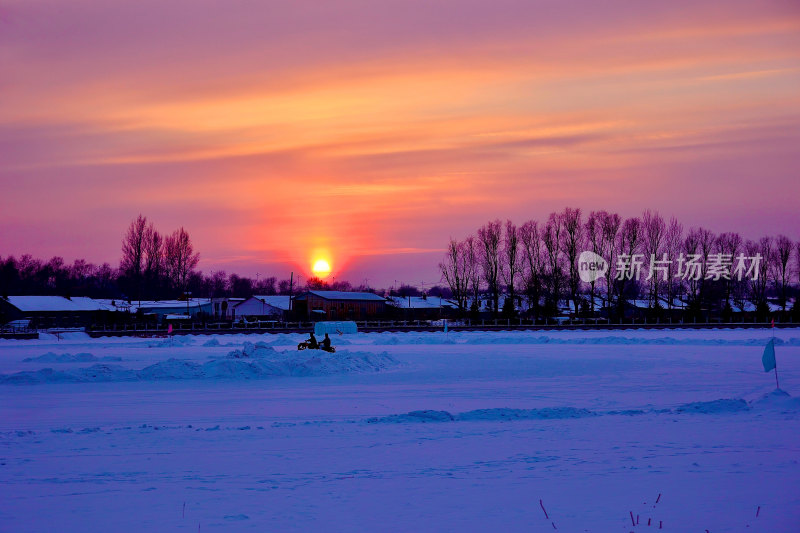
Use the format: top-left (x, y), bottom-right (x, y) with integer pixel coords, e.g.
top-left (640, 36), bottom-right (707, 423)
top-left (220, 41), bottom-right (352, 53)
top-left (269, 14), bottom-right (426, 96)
top-left (519, 220), bottom-right (544, 320)
top-left (715, 231), bottom-right (742, 313)
top-left (164, 227), bottom-right (200, 294)
top-left (772, 235), bottom-right (793, 313)
top-left (614, 217), bottom-right (643, 317)
top-left (96, 263), bottom-right (116, 294)
top-left (696, 228), bottom-right (716, 310)
top-left (209, 270), bottom-right (228, 298)
top-left (663, 217), bottom-right (683, 310)
top-left (478, 220), bottom-right (503, 315)
top-left (255, 276), bottom-right (278, 295)
top-left (600, 212), bottom-right (622, 309)
top-left (746, 237), bottom-right (772, 317)
top-left (69, 259), bottom-right (93, 281)
top-left (542, 213), bottom-right (564, 315)
top-left (229, 273), bottom-right (254, 297)
top-left (465, 236), bottom-right (481, 313)
top-left (120, 214), bottom-right (148, 300)
top-left (795, 240), bottom-right (800, 318)
top-left (679, 227), bottom-right (715, 316)
top-left (502, 220), bottom-right (520, 314)
top-left (440, 238), bottom-right (471, 313)
top-left (278, 278), bottom-right (293, 295)
top-left (143, 222), bottom-right (163, 294)
top-left (560, 208), bottom-right (584, 314)
top-left (642, 210), bottom-right (666, 309)
top-left (584, 212), bottom-right (604, 314)
top-left (121, 215), bottom-right (147, 279)
top-left (682, 229), bottom-right (702, 312)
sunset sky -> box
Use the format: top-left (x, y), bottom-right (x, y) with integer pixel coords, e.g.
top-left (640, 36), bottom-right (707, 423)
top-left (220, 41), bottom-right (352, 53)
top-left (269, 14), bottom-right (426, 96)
top-left (1, 0), bottom-right (799, 287)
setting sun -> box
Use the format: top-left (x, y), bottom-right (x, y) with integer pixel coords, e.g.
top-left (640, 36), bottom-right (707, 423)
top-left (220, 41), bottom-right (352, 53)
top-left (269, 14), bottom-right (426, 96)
top-left (312, 259), bottom-right (332, 277)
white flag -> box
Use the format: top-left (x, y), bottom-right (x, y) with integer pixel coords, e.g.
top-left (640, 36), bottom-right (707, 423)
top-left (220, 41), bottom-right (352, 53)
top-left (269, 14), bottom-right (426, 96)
top-left (762, 339), bottom-right (776, 372)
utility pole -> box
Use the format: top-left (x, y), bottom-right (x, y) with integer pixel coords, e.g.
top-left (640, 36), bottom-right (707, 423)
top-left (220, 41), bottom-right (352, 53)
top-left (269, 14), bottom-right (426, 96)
top-left (289, 272), bottom-right (294, 313)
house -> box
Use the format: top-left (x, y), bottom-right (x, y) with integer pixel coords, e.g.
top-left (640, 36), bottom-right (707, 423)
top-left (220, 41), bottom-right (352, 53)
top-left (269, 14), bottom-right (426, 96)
top-left (462, 295), bottom-right (512, 317)
top-left (211, 297), bottom-right (245, 320)
top-left (0, 296), bottom-right (116, 328)
top-left (293, 290), bottom-right (387, 320)
top-left (233, 295), bottom-right (292, 320)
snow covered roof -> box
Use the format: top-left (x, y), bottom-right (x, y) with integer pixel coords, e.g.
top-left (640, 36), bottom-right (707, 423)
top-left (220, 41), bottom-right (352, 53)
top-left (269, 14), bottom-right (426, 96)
top-left (731, 300), bottom-right (786, 313)
top-left (92, 299), bottom-right (212, 313)
top-left (238, 295), bottom-right (292, 311)
top-left (131, 299), bottom-right (211, 310)
top-left (388, 296), bottom-right (456, 309)
top-left (3, 296), bottom-right (113, 312)
top-left (300, 291), bottom-right (386, 302)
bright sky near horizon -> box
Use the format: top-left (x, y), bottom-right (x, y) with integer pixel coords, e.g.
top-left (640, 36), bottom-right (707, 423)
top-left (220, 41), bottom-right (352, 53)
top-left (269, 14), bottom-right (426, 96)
top-left (1, 0), bottom-right (799, 287)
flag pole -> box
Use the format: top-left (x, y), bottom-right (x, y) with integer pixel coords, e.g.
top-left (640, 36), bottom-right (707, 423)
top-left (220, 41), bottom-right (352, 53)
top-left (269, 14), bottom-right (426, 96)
top-left (772, 319), bottom-right (779, 390)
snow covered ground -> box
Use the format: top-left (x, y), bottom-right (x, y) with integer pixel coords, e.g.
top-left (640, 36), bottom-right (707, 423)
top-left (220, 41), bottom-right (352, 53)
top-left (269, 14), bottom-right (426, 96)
top-left (1, 328), bottom-right (798, 532)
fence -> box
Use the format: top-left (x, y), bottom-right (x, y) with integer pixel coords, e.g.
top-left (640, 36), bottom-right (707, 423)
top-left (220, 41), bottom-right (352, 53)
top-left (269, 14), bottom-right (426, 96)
top-left (85, 317), bottom-right (800, 337)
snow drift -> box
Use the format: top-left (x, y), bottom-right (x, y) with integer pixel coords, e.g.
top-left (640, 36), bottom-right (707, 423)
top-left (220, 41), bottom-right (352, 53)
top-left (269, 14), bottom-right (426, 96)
top-left (365, 394), bottom-right (798, 424)
top-left (23, 352), bottom-right (122, 363)
top-left (1, 343), bottom-right (398, 384)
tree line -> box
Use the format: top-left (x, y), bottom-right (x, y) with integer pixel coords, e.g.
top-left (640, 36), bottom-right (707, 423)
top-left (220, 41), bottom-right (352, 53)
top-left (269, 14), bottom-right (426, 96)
top-left (0, 215), bottom-right (316, 301)
top-left (0, 215), bottom-right (420, 302)
top-left (440, 208), bottom-right (799, 321)
top-left (119, 215), bottom-right (200, 300)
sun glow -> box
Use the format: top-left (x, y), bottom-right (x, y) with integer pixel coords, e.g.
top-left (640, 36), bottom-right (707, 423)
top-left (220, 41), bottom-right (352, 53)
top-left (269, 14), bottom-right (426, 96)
top-left (312, 258), bottom-right (332, 277)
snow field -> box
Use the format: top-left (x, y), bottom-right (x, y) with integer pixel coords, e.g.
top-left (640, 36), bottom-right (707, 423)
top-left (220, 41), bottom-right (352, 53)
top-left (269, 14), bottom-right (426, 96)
top-left (0, 328), bottom-right (798, 531)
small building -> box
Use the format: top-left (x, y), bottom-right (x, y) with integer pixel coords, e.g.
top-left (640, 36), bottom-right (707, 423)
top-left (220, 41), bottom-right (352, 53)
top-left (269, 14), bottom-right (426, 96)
top-left (293, 290), bottom-right (387, 320)
top-left (0, 296), bottom-right (116, 328)
top-left (233, 295), bottom-right (292, 320)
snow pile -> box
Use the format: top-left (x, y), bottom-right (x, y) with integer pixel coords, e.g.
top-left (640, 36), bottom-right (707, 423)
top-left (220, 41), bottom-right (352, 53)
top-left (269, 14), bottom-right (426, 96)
top-left (749, 389), bottom-right (800, 413)
top-left (147, 336), bottom-right (194, 348)
top-left (37, 331), bottom-right (90, 341)
top-left (369, 410), bottom-right (456, 423)
top-left (365, 399), bottom-right (780, 424)
top-left (265, 334), bottom-right (301, 346)
top-left (147, 347), bottom-right (398, 380)
top-left (23, 352), bottom-right (122, 363)
top-left (369, 406), bottom-right (597, 424)
top-left (1, 364), bottom-right (138, 384)
top-left (202, 338), bottom-right (220, 347)
top-left (674, 398), bottom-right (750, 414)
top-left (219, 341), bottom-right (279, 360)
top-left (458, 407), bottom-right (597, 421)
top-left (1, 346), bottom-right (399, 384)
